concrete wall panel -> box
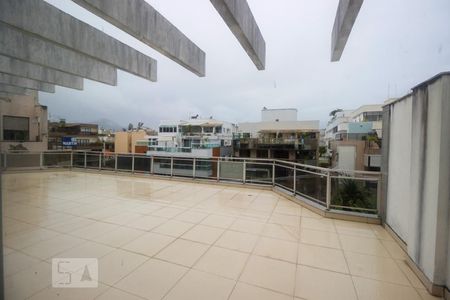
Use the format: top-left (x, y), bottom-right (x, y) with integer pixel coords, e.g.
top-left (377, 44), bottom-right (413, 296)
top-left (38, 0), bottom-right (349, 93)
top-left (0, 73), bottom-right (54, 93)
top-left (0, 0), bottom-right (156, 82)
top-left (331, 0), bottom-right (363, 61)
top-left (73, 0), bottom-right (205, 77)
top-left (210, 0), bottom-right (266, 70)
top-left (0, 83), bottom-right (30, 95)
top-left (0, 55), bottom-right (83, 90)
top-left (0, 24), bottom-right (117, 85)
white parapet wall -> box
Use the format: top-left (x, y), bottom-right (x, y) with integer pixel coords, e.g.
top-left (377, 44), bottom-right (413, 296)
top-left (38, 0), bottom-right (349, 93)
top-left (382, 72), bottom-right (450, 296)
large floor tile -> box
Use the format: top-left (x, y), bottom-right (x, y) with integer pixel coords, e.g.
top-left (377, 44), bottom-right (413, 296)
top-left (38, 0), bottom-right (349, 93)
top-left (98, 249), bottom-right (148, 285)
top-left (295, 265), bottom-right (357, 300)
top-left (181, 224), bottom-right (225, 245)
top-left (156, 239), bottom-right (209, 267)
top-left (352, 276), bottom-right (422, 300)
top-left (116, 259), bottom-right (188, 300)
top-left (229, 282), bottom-right (293, 300)
top-left (345, 252), bottom-right (411, 286)
top-left (201, 214), bottom-right (236, 228)
top-left (164, 269), bottom-right (235, 300)
top-left (301, 217), bottom-right (336, 232)
top-left (300, 228), bottom-right (341, 249)
top-left (229, 218), bottom-right (265, 235)
top-left (3, 251), bottom-right (41, 277)
top-left (126, 215), bottom-right (168, 231)
top-left (215, 230), bottom-right (259, 253)
top-left (240, 255), bottom-right (296, 295)
top-left (298, 243), bottom-right (349, 273)
top-left (95, 287), bottom-right (146, 300)
top-left (152, 220), bottom-right (194, 237)
top-left (22, 234), bottom-right (85, 260)
top-left (28, 283), bottom-right (109, 300)
top-left (194, 246), bottom-right (249, 279)
top-left (95, 226), bottom-right (145, 247)
top-left (122, 232), bottom-right (175, 257)
top-left (262, 223), bottom-right (300, 242)
top-left (5, 261), bottom-right (52, 300)
top-left (339, 234), bottom-right (390, 257)
top-left (253, 236), bottom-right (298, 263)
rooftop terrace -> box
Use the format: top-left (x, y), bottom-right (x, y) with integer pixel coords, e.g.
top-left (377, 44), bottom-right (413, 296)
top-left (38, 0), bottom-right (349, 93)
top-left (2, 171), bottom-right (440, 300)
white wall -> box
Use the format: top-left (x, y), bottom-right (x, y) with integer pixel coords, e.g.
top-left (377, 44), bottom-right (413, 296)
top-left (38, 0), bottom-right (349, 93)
top-left (384, 73), bottom-right (450, 293)
top-left (261, 109), bottom-right (297, 122)
top-left (386, 96), bottom-right (412, 242)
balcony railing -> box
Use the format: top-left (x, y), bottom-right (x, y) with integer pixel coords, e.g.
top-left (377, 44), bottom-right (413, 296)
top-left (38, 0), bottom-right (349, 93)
top-left (0, 150), bottom-right (381, 219)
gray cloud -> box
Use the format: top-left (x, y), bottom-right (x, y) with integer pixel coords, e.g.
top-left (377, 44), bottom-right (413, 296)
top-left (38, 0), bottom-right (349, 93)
top-left (40, 0), bottom-right (450, 129)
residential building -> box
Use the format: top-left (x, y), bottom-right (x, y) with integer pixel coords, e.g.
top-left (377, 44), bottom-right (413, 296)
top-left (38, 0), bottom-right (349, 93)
top-left (147, 118), bottom-right (236, 158)
top-left (325, 105), bottom-right (383, 171)
top-left (114, 130), bottom-right (146, 154)
top-left (234, 108), bottom-right (320, 164)
top-left (0, 91), bottom-right (48, 152)
top-left (48, 121), bottom-right (101, 151)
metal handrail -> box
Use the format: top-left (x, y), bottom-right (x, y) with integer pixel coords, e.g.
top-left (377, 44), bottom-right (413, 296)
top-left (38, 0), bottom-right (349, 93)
top-left (1, 150), bottom-right (381, 217)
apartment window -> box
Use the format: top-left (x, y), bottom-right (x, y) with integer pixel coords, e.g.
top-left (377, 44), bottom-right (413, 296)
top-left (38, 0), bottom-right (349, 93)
top-left (3, 116), bottom-right (29, 141)
top-left (363, 112), bottom-right (382, 122)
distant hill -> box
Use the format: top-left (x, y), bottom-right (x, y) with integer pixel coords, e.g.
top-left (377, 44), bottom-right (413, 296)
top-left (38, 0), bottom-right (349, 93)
top-left (93, 118), bottom-right (124, 131)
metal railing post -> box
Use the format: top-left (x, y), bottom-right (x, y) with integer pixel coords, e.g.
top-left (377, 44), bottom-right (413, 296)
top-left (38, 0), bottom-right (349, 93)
top-left (70, 151), bottom-right (73, 168)
top-left (377, 177), bottom-right (381, 215)
top-left (170, 156), bottom-right (174, 177)
top-left (293, 165), bottom-right (296, 196)
top-left (243, 159), bottom-right (246, 184)
top-left (272, 162), bottom-right (275, 186)
top-left (151, 156), bottom-right (154, 174)
top-left (39, 152), bottom-right (43, 169)
top-left (131, 154), bottom-right (135, 174)
top-left (217, 159), bottom-right (220, 182)
top-left (4, 152), bottom-right (7, 169)
top-left (84, 152), bottom-right (87, 169)
top-left (114, 154), bottom-right (118, 172)
top-left (326, 171), bottom-right (331, 210)
top-left (98, 153), bottom-right (102, 170)
top-left (193, 158), bottom-right (196, 178)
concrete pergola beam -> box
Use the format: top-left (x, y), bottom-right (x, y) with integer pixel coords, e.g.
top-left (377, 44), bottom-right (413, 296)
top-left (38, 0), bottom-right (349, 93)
top-left (0, 24), bottom-right (117, 85)
top-left (0, 83), bottom-right (31, 95)
top-left (331, 0), bottom-right (363, 62)
top-left (72, 0), bottom-right (205, 77)
top-left (0, 73), bottom-right (55, 93)
top-left (210, 0), bottom-right (266, 70)
top-left (0, 0), bottom-right (156, 82)
top-left (0, 55), bottom-right (83, 90)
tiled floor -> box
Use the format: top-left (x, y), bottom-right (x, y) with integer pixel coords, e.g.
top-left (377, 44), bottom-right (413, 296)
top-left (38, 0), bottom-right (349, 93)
top-left (1, 171), bottom-right (443, 300)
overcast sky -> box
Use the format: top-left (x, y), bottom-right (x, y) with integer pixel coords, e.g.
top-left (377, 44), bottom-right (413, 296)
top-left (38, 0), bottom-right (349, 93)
top-left (40, 0), bottom-right (450, 129)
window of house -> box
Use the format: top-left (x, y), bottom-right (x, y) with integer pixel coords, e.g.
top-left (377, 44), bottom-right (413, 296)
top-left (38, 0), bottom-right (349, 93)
top-left (3, 116), bottom-right (29, 141)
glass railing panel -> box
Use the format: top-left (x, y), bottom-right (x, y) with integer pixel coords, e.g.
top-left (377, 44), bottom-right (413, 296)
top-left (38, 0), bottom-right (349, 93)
top-left (134, 155), bottom-right (151, 173)
top-left (72, 152), bottom-right (85, 167)
top-left (153, 157), bottom-right (172, 175)
top-left (5, 153), bottom-right (40, 168)
top-left (116, 155), bottom-right (132, 171)
top-left (274, 162), bottom-right (294, 191)
top-left (330, 173), bottom-right (379, 214)
top-left (194, 158), bottom-right (216, 179)
top-left (219, 160), bottom-right (243, 181)
top-left (245, 162), bottom-right (273, 184)
top-left (172, 158), bottom-right (193, 177)
top-left (85, 153), bottom-right (100, 169)
top-left (101, 153), bottom-right (116, 170)
top-left (295, 168), bottom-right (327, 206)
top-left (43, 152), bottom-right (71, 167)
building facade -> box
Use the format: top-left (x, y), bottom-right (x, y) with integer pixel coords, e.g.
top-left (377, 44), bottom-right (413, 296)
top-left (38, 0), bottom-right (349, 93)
top-left (234, 108), bottom-right (320, 165)
top-left (114, 130), bottom-right (147, 154)
top-left (147, 118), bottom-right (236, 158)
top-left (48, 121), bottom-right (101, 151)
top-left (325, 105), bottom-right (383, 171)
top-left (0, 91), bottom-right (48, 152)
